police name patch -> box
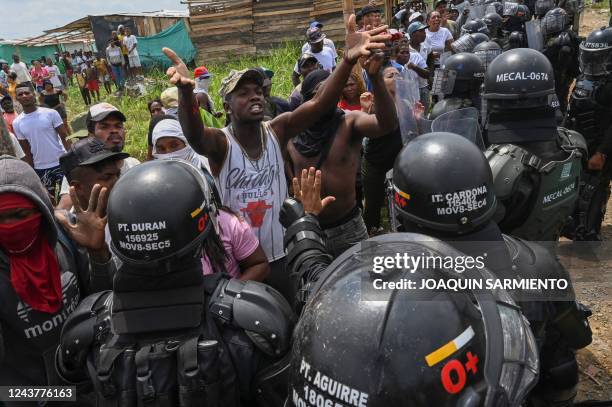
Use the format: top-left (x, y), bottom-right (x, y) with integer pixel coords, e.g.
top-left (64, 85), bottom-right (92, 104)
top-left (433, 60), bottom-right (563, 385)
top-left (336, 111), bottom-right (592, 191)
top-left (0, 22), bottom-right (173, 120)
top-left (495, 72), bottom-right (549, 82)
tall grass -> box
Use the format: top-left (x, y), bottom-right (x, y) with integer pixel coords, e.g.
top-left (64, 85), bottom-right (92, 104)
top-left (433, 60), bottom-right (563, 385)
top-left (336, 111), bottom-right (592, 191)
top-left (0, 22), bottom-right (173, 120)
top-left (64, 42), bottom-right (302, 160)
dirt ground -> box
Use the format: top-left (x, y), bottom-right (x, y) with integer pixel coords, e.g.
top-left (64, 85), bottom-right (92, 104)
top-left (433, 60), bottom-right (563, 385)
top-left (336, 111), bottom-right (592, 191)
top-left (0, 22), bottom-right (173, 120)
top-left (560, 9), bottom-right (612, 401)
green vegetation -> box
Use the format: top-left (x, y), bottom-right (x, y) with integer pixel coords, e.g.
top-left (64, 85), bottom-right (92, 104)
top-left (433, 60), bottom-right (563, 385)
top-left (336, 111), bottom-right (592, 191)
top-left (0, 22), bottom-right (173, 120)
top-left (64, 42), bottom-right (302, 160)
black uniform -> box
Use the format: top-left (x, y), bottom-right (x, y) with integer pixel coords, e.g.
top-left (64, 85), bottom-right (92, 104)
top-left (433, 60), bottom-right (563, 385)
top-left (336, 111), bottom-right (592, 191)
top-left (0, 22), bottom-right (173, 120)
top-left (56, 160), bottom-right (294, 406)
top-left (564, 27), bottom-right (612, 240)
top-left (541, 8), bottom-right (581, 112)
top-left (281, 133), bottom-right (591, 406)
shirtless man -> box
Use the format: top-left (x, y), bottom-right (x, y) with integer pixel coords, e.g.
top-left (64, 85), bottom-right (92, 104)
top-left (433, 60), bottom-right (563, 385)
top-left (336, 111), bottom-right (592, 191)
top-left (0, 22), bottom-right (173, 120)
top-left (286, 60), bottom-right (397, 257)
top-left (164, 15), bottom-right (391, 297)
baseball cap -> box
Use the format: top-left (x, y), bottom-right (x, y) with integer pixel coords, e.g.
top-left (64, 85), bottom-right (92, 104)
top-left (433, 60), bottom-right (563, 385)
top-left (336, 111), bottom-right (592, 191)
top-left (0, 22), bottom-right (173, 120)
top-left (67, 111), bottom-right (90, 140)
top-left (434, 0), bottom-right (448, 8)
top-left (160, 87), bottom-right (179, 109)
top-left (88, 102), bottom-right (127, 123)
top-left (60, 137), bottom-right (129, 178)
top-left (360, 5), bottom-right (383, 16)
top-left (408, 21), bottom-right (429, 35)
top-left (306, 27), bottom-right (326, 43)
top-left (309, 21), bottom-right (323, 29)
top-left (194, 66), bottom-right (211, 79)
top-left (298, 52), bottom-right (318, 68)
top-left (408, 11), bottom-right (424, 22)
top-left (219, 68), bottom-right (265, 100)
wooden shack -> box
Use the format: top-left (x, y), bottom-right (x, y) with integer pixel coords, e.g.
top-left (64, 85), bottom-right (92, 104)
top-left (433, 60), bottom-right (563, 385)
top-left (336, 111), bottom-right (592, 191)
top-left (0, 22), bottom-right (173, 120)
top-left (188, 0), bottom-right (390, 63)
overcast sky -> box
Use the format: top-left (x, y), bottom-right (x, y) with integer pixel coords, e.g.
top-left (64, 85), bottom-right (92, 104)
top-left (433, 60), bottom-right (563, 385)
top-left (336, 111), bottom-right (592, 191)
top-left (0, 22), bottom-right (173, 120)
top-left (1, 0), bottom-right (185, 40)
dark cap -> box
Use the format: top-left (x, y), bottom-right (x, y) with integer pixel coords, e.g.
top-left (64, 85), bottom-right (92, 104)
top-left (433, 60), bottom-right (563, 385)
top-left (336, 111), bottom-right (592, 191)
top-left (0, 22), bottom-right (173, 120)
top-left (60, 137), bottom-right (129, 178)
top-left (88, 102), bottom-right (127, 123)
top-left (306, 27), bottom-right (326, 43)
top-left (434, 0), bottom-right (448, 8)
top-left (298, 52), bottom-right (319, 68)
top-left (360, 5), bottom-right (383, 16)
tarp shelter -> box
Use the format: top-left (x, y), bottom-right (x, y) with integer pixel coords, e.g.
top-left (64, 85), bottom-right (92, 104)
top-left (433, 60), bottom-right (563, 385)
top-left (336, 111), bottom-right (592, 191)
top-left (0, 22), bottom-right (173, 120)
top-left (14, 10), bottom-right (192, 65)
top-left (0, 43), bottom-right (62, 65)
top-left (136, 20), bottom-right (197, 69)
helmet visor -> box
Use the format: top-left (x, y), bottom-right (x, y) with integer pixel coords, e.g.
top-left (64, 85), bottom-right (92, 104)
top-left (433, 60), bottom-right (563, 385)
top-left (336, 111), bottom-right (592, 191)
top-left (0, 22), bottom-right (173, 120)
top-left (452, 34), bottom-right (478, 53)
top-left (534, 0), bottom-right (554, 15)
top-left (475, 48), bottom-right (502, 70)
top-left (432, 68), bottom-right (457, 95)
top-left (579, 45), bottom-right (612, 77)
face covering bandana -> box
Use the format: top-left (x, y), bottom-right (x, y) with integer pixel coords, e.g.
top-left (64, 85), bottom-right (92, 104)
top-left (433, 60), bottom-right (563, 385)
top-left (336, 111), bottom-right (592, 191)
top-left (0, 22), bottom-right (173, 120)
top-left (153, 146), bottom-right (202, 168)
top-left (0, 193), bottom-right (61, 314)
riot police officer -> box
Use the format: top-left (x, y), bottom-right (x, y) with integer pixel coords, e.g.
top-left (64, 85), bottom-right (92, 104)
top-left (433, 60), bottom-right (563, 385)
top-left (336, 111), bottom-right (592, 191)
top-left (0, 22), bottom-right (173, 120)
top-left (541, 7), bottom-right (581, 112)
top-left (482, 48), bottom-right (587, 241)
top-left (501, 2), bottom-right (528, 49)
top-left (534, 0), bottom-right (555, 19)
top-left (460, 18), bottom-right (490, 36)
top-left (281, 133), bottom-right (591, 406)
top-left (429, 52), bottom-right (485, 119)
top-left (474, 40), bottom-right (503, 70)
top-left (56, 160), bottom-right (295, 406)
top-left (564, 27), bottom-right (612, 241)
top-left (483, 12), bottom-right (504, 46)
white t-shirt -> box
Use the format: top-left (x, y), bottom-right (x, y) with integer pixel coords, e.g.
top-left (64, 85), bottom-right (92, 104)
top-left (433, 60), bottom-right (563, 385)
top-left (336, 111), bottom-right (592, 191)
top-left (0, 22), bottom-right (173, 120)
top-left (10, 133), bottom-right (25, 159)
top-left (60, 156), bottom-right (140, 196)
top-left (47, 65), bottom-right (63, 88)
top-left (294, 47), bottom-right (336, 73)
top-left (425, 27), bottom-right (453, 52)
top-left (406, 51), bottom-right (429, 88)
top-left (123, 35), bottom-right (138, 56)
top-left (13, 107), bottom-right (66, 169)
top-left (301, 40), bottom-right (337, 59)
top-left (10, 62), bottom-right (32, 83)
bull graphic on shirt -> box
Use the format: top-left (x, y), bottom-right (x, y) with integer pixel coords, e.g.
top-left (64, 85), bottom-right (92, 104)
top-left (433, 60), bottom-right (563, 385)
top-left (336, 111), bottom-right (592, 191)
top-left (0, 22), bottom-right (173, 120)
top-left (241, 200), bottom-right (273, 227)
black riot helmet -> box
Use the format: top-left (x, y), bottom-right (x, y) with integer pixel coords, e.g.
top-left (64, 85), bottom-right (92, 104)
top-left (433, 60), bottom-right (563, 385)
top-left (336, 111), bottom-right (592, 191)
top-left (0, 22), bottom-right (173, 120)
top-left (534, 0), bottom-right (555, 18)
top-left (461, 19), bottom-right (490, 36)
top-left (483, 12), bottom-right (503, 33)
top-left (541, 8), bottom-right (570, 37)
top-left (507, 31), bottom-right (525, 48)
top-left (433, 52), bottom-right (485, 96)
top-left (108, 159), bottom-right (214, 269)
top-left (390, 132), bottom-right (497, 234)
top-left (474, 40), bottom-right (502, 69)
top-left (287, 233), bottom-right (539, 407)
top-left (579, 27), bottom-right (612, 78)
top-left (518, 4), bottom-right (531, 21)
top-left (472, 32), bottom-right (490, 45)
top-left (483, 48), bottom-right (555, 109)
top-left (488, 1), bottom-right (504, 17)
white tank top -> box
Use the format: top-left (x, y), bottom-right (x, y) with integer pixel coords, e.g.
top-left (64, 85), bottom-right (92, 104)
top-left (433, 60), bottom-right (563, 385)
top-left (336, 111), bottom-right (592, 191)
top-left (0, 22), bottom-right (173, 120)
top-left (217, 122), bottom-right (287, 261)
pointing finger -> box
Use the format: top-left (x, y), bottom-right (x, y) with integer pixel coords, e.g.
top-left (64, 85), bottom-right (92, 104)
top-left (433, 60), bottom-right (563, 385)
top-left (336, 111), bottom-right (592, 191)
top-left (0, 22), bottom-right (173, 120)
top-left (162, 47), bottom-right (182, 66)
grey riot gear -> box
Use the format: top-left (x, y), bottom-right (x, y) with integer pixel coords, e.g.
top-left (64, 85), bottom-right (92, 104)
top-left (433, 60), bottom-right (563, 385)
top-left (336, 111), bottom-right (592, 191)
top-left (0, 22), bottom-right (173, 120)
top-left (474, 40), bottom-right (502, 70)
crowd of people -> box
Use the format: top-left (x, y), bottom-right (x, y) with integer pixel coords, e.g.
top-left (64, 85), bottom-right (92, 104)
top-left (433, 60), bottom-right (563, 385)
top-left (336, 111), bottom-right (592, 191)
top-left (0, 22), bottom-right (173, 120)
top-left (0, 0), bottom-right (609, 405)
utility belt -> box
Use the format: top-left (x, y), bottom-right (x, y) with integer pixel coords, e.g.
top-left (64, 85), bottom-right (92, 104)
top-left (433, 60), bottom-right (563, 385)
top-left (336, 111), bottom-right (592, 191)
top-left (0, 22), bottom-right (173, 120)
top-left (89, 335), bottom-right (224, 407)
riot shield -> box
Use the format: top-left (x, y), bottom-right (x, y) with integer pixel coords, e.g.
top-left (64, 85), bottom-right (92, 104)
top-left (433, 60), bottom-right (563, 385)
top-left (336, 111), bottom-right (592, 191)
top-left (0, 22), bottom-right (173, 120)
top-left (396, 79), bottom-right (432, 144)
top-left (469, 1), bottom-right (487, 19)
top-left (431, 68), bottom-right (457, 96)
top-left (525, 19), bottom-right (544, 51)
top-left (431, 107), bottom-right (486, 150)
top-left (503, 1), bottom-right (519, 16)
top-left (451, 34), bottom-right (478, 53)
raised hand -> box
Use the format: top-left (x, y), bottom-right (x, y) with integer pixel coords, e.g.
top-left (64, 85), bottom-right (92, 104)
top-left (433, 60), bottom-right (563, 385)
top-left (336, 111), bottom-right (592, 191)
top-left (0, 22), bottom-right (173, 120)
top-left (163, 47), bottom-right (195, 88)
top-left (361, 51), bottom-right (385, 77)
top-left (292, 167), bottom-right (336, 216)
top-left (344, 14), bottom-right (391, 64)
top-left (55, 184), bottom-right (108, 251)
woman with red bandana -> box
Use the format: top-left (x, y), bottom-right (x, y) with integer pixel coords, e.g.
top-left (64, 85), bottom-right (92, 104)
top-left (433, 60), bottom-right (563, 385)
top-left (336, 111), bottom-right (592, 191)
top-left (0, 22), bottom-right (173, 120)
top-left (0, 155), bottom-right (116, 388)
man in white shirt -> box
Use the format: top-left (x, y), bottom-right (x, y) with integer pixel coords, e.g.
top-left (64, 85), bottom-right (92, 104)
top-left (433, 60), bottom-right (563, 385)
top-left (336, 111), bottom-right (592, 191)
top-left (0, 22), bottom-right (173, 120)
top-left (122, 27), bottom-right (142, 78)
top-left (292, 27), bottom-right (336, 85)
top-left (12, 84), bottom-right (70, 202)
top-left (10, 55), bottom-right (32, 89)
top-left (408, 21), bottom-right (433, 110)
top-left (301, 21), bottom-right (337, 57)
